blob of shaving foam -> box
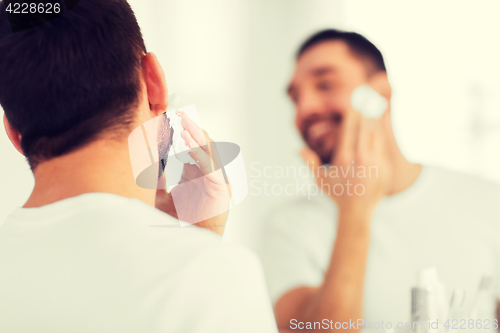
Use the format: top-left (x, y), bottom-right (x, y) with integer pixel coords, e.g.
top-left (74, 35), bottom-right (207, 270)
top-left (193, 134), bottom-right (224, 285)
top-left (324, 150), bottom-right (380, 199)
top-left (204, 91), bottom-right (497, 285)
top-left (351, 85), bottom-right (387, 119)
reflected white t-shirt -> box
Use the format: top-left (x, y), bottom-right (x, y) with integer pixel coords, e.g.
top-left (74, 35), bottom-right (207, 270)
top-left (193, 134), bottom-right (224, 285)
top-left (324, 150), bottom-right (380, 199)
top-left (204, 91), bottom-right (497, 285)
top-left (258, 166), bottom-right (500, 324)
top-left (0, 193), bottom-right (278, 333)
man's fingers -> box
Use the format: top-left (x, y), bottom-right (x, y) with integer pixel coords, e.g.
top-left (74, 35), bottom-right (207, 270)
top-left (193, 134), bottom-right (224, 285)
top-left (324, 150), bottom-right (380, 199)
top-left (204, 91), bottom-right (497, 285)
top-left (203, 130), bottom-right (213, 144)
top-left (300, 147), bottom-right (320, 168)
top-left (356, 116), bottom-right (367, 156)
top-left (203, 130), bottom-right (225, 172)
top-left (177, 113), bottom-right (226, 185)
top-left (357, 117), bottom-right (376, 157)
top-left (336, 109), bottom-right (361, 165)
top-left (181, 129), bottom-right (198, 149)
top-left (372, 119), bottom-right (385, 156)
top-left (181, 129), bottom-right (214, 174)
top-left (188, 148), bottom-right (215, 176)
top-left (300, 147), bottom-right (326, 179)
top-left (176, 111), bottom-right (208, 150)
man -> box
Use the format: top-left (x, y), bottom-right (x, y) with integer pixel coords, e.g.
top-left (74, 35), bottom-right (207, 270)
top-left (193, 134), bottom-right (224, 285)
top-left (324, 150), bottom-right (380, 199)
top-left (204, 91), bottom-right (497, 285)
top-left (0, 1), bottom-right (277, 332)
top-left (257, 29), bottom-right (500, 331)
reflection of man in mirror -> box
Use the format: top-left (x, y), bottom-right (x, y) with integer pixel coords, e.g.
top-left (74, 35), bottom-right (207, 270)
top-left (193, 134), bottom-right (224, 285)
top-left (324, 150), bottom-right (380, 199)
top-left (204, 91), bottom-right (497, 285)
top-left (257, 29), bottom-right (500, 332)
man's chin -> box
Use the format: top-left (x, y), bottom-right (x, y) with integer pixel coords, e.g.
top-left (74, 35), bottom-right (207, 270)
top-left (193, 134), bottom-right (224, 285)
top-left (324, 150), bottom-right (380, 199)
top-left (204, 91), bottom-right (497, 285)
top-left (305, 141), bottom-right (334, 165)
top-left (316, 149), bottom-right (334, 166)
top-left (319, 155), bottom-right (331, 165)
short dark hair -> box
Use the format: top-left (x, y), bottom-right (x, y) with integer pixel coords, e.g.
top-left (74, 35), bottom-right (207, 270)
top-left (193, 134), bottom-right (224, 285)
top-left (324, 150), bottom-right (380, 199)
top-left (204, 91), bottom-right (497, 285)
top-left (0, 0), bottom-right (147, 169)
top-left (297, 29), bottom-right (386, 74)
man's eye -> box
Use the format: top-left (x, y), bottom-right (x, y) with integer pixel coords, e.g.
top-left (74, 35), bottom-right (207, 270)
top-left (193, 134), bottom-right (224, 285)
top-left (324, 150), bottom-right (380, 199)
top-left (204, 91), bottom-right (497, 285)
top-left (317, 81), bottom-right (334, 91)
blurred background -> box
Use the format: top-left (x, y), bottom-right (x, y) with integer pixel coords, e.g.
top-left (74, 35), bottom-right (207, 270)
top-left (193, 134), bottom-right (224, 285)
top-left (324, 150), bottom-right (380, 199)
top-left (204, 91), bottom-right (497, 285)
top-left (1, 0), bottom-right (499, 250)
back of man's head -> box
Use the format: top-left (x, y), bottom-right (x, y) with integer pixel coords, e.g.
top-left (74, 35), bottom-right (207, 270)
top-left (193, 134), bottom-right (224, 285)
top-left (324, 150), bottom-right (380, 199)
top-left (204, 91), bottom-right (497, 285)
top-left (0, 0), bottom-right (147, 169)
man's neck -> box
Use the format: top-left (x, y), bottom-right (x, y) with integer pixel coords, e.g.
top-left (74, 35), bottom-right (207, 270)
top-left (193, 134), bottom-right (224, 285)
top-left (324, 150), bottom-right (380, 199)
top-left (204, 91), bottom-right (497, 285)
top-left (385, 130), bottom-right (422, 197)
top-left (387, 150), bottom-right (422, 196)
top-left (24, 139), bottom-right (156, 208)
top-left (373, 111), bottom-right (422, 197)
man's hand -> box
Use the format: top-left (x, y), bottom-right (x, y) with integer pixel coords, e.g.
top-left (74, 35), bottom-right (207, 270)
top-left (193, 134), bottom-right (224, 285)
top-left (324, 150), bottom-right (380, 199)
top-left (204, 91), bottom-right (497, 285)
top-left (155, 111), bottom-right (231, 235)
top-left (275, 109), bottom-right (391, 332)
top-left (275, 96), bottom-right (393, 332)
top-left (300, 109), bottom-right (392, 216)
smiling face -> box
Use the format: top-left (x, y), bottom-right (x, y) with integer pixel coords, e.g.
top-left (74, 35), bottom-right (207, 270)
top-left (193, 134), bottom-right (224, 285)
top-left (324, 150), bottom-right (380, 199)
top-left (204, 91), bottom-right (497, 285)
top-left (288, 40), bottom-right (372, 164)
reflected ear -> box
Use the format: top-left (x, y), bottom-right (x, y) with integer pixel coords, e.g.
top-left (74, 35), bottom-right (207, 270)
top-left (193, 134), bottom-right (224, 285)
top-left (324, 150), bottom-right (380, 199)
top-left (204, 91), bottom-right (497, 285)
top-left (3, 115), bottom-right (24, 156)
top-left (369, 71), bottom-right (392, 101)
top-left (142, 52), bottom-right (168, 116)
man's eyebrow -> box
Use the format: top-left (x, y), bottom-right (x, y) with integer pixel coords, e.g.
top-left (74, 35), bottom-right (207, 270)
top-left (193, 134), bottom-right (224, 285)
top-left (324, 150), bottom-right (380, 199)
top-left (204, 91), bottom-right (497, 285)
top-left (311, 66), bottom-right (336, 76)
top-left (286, 66), bottom-right (337, 96)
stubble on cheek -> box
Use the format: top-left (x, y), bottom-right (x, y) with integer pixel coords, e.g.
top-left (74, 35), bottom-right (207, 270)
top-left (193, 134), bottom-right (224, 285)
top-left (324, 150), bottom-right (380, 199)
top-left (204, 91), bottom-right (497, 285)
top-left (157, 115), bottom-right (174, 178)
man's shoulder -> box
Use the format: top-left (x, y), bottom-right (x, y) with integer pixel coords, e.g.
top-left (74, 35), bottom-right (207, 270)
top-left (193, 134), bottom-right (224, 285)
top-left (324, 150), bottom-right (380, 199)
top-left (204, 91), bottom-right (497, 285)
top-left (169, 241), bottom-right (278, 333)
top-left (183, 241), bottom-right (264, 278)
top-left (79, 195), bottom-right (260, 286)
top-left (24, 193), bottom-right (229, 273)
top-left (426, 165), bottom-right (500, 202)
top-left (92, 195), bottom-right (225, 256)
top-left (419, 166), bottom-right (500, 233)
top-left (429, 165), bottom-right (499, 186)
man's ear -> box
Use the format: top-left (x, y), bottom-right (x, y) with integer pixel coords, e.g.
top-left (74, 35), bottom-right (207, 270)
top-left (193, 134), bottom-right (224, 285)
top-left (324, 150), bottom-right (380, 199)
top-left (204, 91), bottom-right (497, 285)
top-left (142, 52), bottom-right (168, 116)
top-left (3, 115), bottom-right (24, 156)
top-left (369, 71), bottom-right (392, 101)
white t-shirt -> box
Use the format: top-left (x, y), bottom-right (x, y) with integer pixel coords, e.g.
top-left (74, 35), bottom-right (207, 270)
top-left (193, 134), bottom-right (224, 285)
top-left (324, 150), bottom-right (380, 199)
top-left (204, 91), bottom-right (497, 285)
top-left (258, 165), bottom-right (500, 324)
top-left (0, 193), bottom-right (278, 333)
